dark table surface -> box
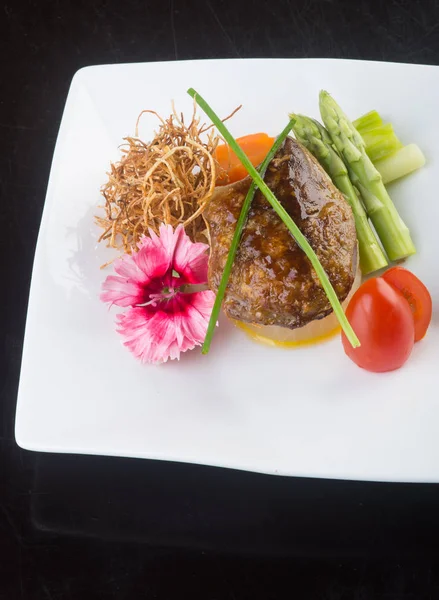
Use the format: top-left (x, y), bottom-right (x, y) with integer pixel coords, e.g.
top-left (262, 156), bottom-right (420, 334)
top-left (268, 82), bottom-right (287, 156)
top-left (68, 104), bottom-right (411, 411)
top-left (2, 0), bottom-right (439, 598)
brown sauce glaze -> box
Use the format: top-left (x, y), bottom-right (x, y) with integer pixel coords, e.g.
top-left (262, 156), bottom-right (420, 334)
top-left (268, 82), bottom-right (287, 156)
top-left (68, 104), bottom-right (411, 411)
top-left (205, 137), bottom-right (357, 329)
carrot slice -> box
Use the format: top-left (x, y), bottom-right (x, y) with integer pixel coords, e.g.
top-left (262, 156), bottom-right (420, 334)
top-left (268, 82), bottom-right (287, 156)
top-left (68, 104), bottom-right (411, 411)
top-left (215, 133), bottom-right (275, 184)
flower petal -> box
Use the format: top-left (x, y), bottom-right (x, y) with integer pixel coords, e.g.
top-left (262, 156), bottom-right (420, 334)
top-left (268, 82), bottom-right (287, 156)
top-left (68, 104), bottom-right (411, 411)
top-left (112, 253), bottom-right (145, 283)
top-left (134, 236), bottom-right (172, 282)
top-left (173, 232), bottom-right (210, 285)
top-left (101, 251), bottom-right (149, 307)
top-left (117, 307), bottom-right (191, 364)
top-left (156, 223), bottom-right (183, 258)
top-left (188, 289), bottom-right (216, 317)
top-left (155, 224), bottom-right (209, 285)
top-left (115, 290), bottom-right (215, 364)
top-left (100, 275), bottom-right (144, 307)
top-left (175, 291), bottom-right (216, 341)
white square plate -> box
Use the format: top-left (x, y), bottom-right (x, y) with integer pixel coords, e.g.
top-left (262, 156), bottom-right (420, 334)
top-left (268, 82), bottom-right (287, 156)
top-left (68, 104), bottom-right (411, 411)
top-left (16, 59), bottom-right (439, 482)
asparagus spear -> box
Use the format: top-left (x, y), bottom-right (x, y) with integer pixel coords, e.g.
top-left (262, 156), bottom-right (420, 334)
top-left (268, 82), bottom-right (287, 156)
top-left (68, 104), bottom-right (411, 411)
top-left (319, 91), bottom-right (416, 262)
top-left (291, 115), bottom-right (387, 274)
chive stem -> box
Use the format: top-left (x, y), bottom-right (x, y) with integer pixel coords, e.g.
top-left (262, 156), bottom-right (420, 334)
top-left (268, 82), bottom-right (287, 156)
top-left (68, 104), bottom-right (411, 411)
top-left (188, 88), bottom-right (360, 349)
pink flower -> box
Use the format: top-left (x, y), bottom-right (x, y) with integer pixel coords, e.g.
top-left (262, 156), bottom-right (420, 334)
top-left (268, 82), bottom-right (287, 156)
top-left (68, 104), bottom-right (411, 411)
top-left (101, 225), bottom-right (215, 364)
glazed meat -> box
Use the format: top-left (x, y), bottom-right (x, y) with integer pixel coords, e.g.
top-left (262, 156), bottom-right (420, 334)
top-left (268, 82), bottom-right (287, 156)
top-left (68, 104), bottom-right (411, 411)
top-left (205, 137), bottom-right (358, 329)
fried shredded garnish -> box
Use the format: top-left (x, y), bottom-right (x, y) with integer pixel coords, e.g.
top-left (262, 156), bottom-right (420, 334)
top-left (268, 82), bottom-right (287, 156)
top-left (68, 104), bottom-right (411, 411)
top-left (96, 103), bottom-right (240, 255)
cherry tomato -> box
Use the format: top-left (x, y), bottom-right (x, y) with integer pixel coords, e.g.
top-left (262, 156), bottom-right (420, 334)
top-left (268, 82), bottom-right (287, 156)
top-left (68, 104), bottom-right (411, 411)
top-left (342, 277), bottom-right (415, 372)
top-left (382, 266), bottom-right (432, 342)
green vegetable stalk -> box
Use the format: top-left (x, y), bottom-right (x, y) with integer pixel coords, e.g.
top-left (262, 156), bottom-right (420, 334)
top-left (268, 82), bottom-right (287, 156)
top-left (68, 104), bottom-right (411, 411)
top-left (354, 110), bottom-right (426, 183)
top-left (374, 144), bottom-right (426, 185)
top-left (319, 91), bottom-right (416, 262)
top-left (188, 87), bottom-right (360, 349)
top-left (291, 115), bottom-right (388, 274)
top-left (360, 124), bottom-right (403, 163)
top-left (353, 110), bottom-right (383, 133)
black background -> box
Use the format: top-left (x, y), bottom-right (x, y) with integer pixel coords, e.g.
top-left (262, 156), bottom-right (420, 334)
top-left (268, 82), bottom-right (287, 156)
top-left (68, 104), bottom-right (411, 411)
top-left (2, 0), bottom-right (439, 598)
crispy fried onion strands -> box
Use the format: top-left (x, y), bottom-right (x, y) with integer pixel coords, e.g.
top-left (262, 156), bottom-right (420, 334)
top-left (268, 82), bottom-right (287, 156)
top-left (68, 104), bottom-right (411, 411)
top-left (96, 102), bottom-right (240, 258)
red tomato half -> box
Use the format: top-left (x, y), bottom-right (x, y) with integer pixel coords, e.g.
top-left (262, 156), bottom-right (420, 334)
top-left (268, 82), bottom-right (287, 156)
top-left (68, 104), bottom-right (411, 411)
top-left (382, 266), bottom-right (432, 342)
top-left (342, 277), bottom-right (415, 373)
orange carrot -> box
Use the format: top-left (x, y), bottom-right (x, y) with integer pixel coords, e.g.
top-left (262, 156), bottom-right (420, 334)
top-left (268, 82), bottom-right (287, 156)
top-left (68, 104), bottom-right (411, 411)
top-left (214, 133), bottom-right (275, 184)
